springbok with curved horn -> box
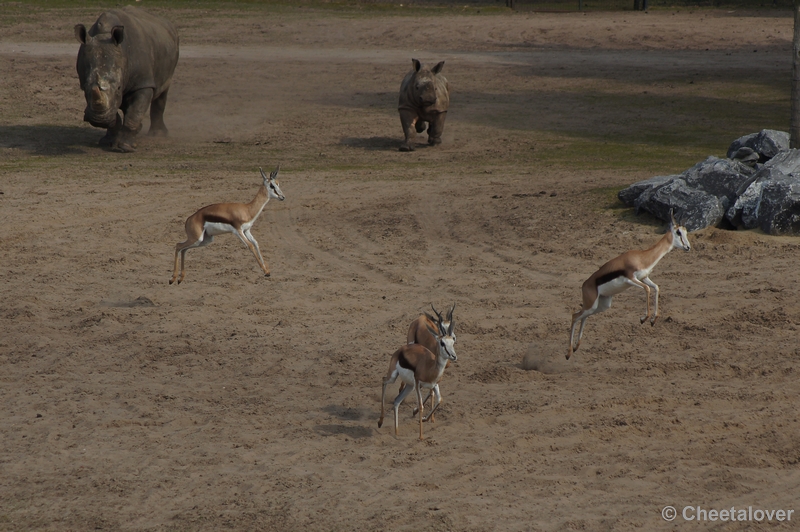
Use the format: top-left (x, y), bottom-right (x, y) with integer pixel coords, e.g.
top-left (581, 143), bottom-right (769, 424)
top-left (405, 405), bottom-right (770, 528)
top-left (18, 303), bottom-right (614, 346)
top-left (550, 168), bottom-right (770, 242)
top-left (405, 303), bottom-right (456, 421)
top-left (408, 303), bottom-right (456, 346)
top-left (378, 320), bottom-right (456, 440)
top-left (568, 210), bottom-right (690, 359)
top-left (169, 165), bottom-right (285, 284)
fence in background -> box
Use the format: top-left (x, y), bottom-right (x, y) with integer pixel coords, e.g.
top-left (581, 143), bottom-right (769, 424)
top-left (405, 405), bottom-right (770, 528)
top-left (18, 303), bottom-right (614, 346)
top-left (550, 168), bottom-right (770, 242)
top-left (382, 0), bottom-right (792, 10)
top-left (507, 0), bottom-right (792, 9)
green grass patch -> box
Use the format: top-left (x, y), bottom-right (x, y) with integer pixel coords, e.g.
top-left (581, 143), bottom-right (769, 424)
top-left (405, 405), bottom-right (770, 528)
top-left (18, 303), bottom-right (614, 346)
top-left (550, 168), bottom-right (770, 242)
top-left (586, 185), bottom-right (628, 211)
top-left (585, 185), bottom-right (668, 226)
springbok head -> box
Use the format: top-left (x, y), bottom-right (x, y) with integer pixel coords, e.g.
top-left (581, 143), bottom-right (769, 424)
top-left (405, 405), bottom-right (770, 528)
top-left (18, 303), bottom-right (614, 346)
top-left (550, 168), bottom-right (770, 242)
top-left (260, 165), bottom-right (285, 201)
top-left (668, 209), bottom-right (690, 252)
top-left (430, 303), bottom-right (456, 343)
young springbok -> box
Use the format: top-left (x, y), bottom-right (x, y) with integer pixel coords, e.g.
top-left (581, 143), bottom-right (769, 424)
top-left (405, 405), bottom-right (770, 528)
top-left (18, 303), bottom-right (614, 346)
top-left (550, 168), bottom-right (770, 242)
top-left (405, 303), bottom-right (456, 421)
top-left (568, 210), bottom-right (690, 359)
top-left (378, 319), bottom-right (456, 440)
top-left (169, 166), bottom-right (285, 284)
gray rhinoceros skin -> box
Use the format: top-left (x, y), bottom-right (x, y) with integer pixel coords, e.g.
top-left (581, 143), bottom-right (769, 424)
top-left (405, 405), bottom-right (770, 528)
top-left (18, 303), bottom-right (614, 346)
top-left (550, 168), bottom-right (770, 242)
top-left (398, 59), bottom-right (450, 152)
top-left (75, 6), bottom-right (179, 152)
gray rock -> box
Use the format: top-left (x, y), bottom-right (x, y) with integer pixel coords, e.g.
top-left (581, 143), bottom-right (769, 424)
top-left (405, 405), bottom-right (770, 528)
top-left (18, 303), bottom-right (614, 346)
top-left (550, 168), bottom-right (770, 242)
top-left (617, 174), bottom-right (676, 206)
top-left (642, 179), bottom-right (726, 232)
top-left (726, 149), bottom-right (800, 234)
top-left (730, 147), bottom-right (759, 167)
top-left (681, 156), bottom-right (756, 210)
top-left (726, 179), bottom-right (765, 230)
top-left (620, 132), bottom-right (800, 235)
top-left (756, 175), bottom-right (800, 234)
top-left (726, 129), bottom-right (789, 162)
top-left (618, 156), bottom-right (755, 230)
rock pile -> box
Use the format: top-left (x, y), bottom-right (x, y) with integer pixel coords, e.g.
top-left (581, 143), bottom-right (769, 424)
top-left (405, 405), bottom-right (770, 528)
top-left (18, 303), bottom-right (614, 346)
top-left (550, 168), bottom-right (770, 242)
top-left (618, 129), bottom-right (800, 235)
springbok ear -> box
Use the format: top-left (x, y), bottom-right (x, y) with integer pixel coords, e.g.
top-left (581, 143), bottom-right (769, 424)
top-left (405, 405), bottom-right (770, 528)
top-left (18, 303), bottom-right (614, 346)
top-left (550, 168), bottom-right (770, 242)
top-left (111, 25), bottom-right (124, 46)
top-left (432, 61), bottom-right (445, 74)
top-left (75, 24), bottom-right (88, 44)
top-left (270, 163), bottom-right (280, 180)
top-left (447, 302), bottom-right (455, 321)
top-left (412, 58), bottom-right (421, 72)
top-left (447, 319), bottom-right (455, 336)
top-left (259, 167), bottom-right (268, 180)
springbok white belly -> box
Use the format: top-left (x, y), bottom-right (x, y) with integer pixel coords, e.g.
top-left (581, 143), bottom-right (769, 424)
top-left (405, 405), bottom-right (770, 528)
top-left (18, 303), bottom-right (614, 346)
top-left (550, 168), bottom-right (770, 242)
top-left (204, 221), bottom-right (237, 237)
top-left (395, 364), bottom-right (436, 389)
top-left (597, 275), bottom-right (631, 297)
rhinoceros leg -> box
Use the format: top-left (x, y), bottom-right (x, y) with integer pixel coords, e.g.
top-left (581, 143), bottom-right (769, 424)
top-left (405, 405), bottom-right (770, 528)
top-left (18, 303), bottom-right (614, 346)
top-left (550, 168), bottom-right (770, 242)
top-left (148, 89), bottom-right (170, 137)
top-left (427, 112), bottom-right (446, 146)
top-left (112, 88), bottom-right (154, 152)
top-left (415, 120), bottom-right (427, 134)
top-left (98, 111), bottom-right (123, 148)
top-left (399, 109), bottom-right (418, 152)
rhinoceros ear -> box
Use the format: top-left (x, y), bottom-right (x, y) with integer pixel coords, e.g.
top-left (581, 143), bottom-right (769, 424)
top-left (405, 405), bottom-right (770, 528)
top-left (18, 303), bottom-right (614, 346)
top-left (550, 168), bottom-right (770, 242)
top-left (412, 58), bottom-right (421, 72)
top-left (74, 24), bottom-right (88, 44)
top-left (111, 25), bottom-right (124, 46)
top-left (432, 61), bottom-right (445, 74)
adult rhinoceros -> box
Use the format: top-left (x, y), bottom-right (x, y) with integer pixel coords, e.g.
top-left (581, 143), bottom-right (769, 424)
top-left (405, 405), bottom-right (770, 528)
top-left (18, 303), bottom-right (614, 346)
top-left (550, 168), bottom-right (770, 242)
top-left (398, 59), bottom-right (450, 152)
top-left (75, 6), bottom-right (179, 152)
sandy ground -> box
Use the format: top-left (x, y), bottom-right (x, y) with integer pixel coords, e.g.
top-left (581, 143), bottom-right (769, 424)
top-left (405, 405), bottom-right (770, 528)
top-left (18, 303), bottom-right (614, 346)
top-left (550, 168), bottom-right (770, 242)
top-left (2, 5), bottom-right (800, 531)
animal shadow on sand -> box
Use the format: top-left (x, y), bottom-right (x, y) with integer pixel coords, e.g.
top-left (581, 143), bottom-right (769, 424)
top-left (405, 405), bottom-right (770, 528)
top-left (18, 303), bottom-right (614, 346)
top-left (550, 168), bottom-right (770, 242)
top-left (339, 136), bottom-right (399, 151)
top-left (317, 405), bottom-right (374, 439)
top-left (0, 125), bottom-right (101, 156)
top-left (100, 296), bottom-right (156, 308)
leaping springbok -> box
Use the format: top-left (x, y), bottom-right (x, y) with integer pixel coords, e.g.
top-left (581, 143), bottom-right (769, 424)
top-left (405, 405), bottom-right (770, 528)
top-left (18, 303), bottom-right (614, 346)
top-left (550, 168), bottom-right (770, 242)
top-left (568, 210), bottom-right (690, 359)
top-left (405, 303), bottom-right (456, 421)
top-left (378, 319), bottom-right (456, 440)
top-left (169, 165), bottom-right (285, 285)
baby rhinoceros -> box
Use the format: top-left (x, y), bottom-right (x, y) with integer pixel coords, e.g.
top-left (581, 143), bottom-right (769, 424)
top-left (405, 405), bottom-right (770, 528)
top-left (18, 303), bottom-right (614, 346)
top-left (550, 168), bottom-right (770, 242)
top-left (75, 6), bottom-right (179, 152)
top-left (398, 59), bottom-right (450, 152)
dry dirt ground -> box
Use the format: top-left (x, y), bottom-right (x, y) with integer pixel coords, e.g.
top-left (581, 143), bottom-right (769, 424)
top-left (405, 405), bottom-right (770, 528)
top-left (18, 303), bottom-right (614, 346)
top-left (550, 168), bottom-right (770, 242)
top-left (2, 4), bottom-right (800, 531)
